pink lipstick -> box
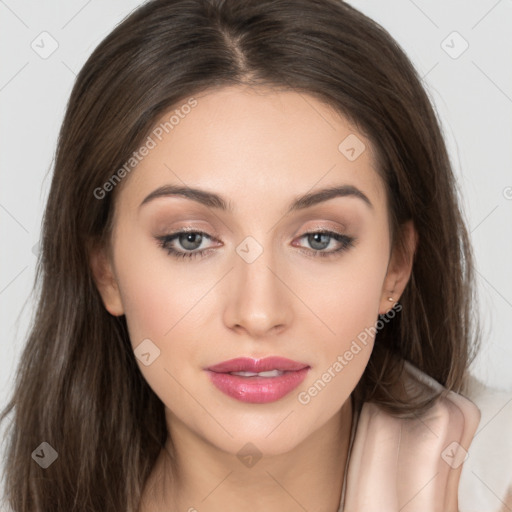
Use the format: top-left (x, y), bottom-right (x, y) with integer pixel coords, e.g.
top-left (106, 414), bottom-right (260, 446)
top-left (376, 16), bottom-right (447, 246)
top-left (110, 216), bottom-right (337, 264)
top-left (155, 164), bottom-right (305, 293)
top-left (205, 357), bottom-right (310, 404)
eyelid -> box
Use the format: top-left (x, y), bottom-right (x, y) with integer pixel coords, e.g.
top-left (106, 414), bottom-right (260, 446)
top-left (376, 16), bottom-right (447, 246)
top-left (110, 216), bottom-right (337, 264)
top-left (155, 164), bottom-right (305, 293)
top-left (300, 221), bottom-right (347, 235)
top-left (155, 225), bottom-right (356, 261)
top-left (157, 223), bottom-right (348, 245)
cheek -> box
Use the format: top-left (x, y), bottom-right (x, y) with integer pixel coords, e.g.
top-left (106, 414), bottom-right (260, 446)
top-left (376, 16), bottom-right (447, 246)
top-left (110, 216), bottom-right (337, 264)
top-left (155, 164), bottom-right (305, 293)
top-left (112, 238), bottom-right (208, 409)
top-left (297, 241), bottom-right (389, 417)
top-left (112, 211), bottom-right (230, 343)
top-left (117, 256), bottom-right (206, 347)
top-left (119, 274), bottom-right (172, 345)
top-left (307, 231), bottom-right (390, 387)
top-left (313, 233), bottom-right (390, 342)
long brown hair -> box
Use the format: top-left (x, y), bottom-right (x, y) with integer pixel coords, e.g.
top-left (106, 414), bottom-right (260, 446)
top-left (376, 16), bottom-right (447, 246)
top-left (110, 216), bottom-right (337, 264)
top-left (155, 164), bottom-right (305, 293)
top-left (0, 0), bottom-right (480, 510)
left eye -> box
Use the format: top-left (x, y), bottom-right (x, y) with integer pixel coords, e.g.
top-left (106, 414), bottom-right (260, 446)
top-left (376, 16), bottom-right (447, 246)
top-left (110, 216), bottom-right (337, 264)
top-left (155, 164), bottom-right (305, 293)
top-left (294, 231), bottom-right (356, 258)
top-left (155, 230), bottom-right (356, 260)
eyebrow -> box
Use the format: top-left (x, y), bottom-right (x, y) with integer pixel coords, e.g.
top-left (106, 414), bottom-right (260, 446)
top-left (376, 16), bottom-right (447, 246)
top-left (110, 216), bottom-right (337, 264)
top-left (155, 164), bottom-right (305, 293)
top-left (139, 183), bottom-right (373, 213)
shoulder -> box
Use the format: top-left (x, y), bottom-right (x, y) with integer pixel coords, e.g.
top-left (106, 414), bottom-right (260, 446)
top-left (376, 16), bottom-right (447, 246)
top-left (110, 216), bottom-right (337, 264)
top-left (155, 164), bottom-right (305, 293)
top-left (401, 360), bottom-right (482, 443)
top-left (354, 360), bottom-right (482, 453)
top-left (343, 361), bottom-right (481, 512)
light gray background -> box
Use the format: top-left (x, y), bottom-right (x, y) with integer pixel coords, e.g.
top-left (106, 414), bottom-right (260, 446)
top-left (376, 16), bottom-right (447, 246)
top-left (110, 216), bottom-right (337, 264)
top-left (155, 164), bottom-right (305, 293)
top-left (1, 0), bottom-right (511, 426)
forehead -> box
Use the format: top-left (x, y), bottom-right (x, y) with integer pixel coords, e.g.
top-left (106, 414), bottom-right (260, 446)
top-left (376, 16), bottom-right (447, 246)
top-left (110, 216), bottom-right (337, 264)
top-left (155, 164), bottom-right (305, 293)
top-left (116, 84), bottom-right (386, 214)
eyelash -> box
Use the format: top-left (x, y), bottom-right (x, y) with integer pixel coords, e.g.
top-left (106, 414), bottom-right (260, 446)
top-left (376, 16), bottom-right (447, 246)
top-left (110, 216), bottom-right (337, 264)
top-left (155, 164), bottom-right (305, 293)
top-left (155, 229), bottom-right (356, 260)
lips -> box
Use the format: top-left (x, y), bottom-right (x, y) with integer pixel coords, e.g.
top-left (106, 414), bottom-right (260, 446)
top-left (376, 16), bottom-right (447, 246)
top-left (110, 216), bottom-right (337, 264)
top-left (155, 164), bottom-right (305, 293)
top-left (205, 357), bottom-right (310, 404)
top-left (206, 356), bottom-right (309, 373)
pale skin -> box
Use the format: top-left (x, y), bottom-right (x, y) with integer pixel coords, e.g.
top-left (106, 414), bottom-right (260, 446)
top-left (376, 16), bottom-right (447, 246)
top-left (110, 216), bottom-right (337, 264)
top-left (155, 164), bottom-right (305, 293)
top-left (90, 85), bottom-right (417, 512)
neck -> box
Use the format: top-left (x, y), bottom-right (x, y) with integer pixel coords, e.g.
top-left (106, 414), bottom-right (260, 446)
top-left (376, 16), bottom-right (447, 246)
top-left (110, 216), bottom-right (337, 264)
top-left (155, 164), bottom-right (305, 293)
top-left (141, 398), bottom-right (353, 512)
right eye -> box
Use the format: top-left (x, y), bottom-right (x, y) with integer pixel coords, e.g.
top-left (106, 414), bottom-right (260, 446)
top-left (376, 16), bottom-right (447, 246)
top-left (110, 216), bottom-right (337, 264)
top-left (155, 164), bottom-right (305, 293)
top-left (155, 231), bottom-right (217, 260)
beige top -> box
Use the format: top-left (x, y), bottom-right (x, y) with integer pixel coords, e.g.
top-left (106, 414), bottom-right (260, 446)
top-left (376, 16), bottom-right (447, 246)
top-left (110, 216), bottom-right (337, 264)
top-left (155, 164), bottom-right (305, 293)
top-left (337, 361), bottom-right (481, 512)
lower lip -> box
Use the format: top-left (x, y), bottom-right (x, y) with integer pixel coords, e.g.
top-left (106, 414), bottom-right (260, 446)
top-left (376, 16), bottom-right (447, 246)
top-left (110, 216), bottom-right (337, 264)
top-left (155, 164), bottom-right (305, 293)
top-left (206, 368), bottom-right (309, 404)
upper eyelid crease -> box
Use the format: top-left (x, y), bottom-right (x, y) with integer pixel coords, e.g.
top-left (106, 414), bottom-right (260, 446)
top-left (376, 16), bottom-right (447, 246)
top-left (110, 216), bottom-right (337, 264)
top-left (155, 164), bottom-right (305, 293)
top-left (139, 184), bottom-right (373, 213)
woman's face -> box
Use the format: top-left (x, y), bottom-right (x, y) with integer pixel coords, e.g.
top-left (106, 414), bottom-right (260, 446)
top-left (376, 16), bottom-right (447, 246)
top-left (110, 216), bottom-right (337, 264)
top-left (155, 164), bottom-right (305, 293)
top-left (92, 84), bottom-right (414, 456)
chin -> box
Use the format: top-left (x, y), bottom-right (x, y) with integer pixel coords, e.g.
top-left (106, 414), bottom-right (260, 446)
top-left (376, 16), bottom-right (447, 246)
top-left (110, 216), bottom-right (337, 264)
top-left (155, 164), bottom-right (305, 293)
top-left (195, 410), bottom-right (311, 459)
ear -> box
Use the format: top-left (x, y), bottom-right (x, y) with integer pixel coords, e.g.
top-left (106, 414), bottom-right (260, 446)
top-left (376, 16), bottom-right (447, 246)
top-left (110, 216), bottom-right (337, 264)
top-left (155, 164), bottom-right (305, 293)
top-left (88, 242), bottom-right (125, 316)
top-left (378, 219), bottom-right (418, 315)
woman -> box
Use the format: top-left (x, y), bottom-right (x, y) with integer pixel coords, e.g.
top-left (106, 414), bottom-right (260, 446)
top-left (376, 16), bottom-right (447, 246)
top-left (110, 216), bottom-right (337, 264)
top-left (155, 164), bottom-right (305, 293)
top-left (0, 0), bottom-right (484, 510)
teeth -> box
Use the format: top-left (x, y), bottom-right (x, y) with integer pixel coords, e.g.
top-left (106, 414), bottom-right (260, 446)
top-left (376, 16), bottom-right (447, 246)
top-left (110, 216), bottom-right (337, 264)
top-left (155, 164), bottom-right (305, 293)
top-left (230, 370), bottom-right (285, 377)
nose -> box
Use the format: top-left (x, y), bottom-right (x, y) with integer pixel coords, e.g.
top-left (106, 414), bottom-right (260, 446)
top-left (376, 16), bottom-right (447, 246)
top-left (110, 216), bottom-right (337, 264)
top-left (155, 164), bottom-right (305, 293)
top-left (222, 240), bottom-right (293, 339)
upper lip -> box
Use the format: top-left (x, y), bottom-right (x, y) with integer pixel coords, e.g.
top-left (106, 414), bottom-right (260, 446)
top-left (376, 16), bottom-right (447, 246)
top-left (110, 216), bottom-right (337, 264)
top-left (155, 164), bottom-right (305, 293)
top-left (206, 357), bottom-right (309, 373)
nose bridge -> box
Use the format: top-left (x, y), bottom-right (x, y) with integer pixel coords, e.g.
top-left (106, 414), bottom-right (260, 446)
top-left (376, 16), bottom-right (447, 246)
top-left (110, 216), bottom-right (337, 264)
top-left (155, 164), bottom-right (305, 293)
top-left (225, 234), bottom-right (291, 335)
